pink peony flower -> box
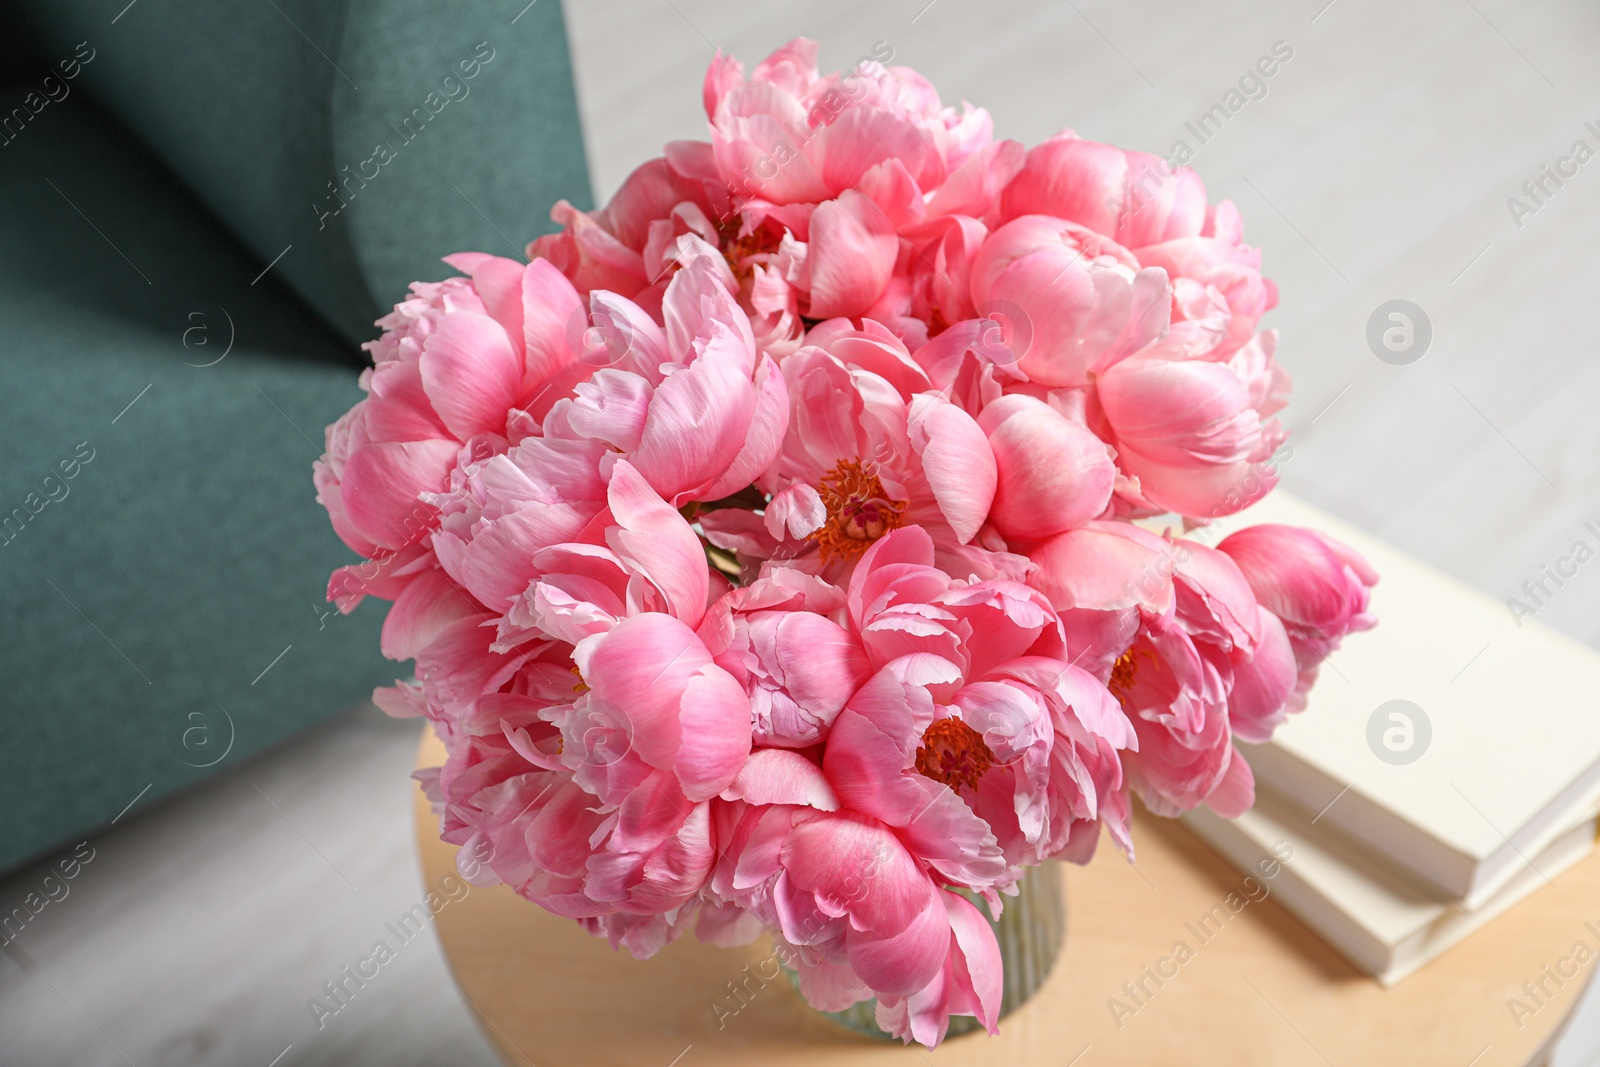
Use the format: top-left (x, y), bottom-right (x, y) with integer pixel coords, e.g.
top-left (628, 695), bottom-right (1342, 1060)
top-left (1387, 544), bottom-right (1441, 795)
top-left (915, 220), bottom-right (1287, 521)
top-left (1001, 134), bottom-right (1201, 241)
top-left (406, 462), bottom-right (754, 952)
top-left (710, 801), bottom-right (1004, 1045)
top-left (316, 255), bottom-right (587, 559)
top-left (703, 526), bottom-right (1132, 1041)
top-left (529, 39), bottom-right (1025, 355)
top-left (317, 253), bottom-right (614, 614)
top-left (1092, 349), bottom-right (1282, 520)
top-left (528, 155), bottom-right (718, 301)
top-left (705, 37), bottom-right (997, 211)
top-left (318, 41), bottom-right (1374, 1050)
top-left (831, 527), bottom-right (1134, 879)
top-left (701, 322), bottom-right (1018, 581)
top-left (1031, 525), bottom-right (1298, 817)
top-left (963, 214), bottom-right (1170, 388)
top-left (422, 259), bottom-right (787, 622)
top-left (1217, 524), bottom-right (1378, 705)
top-left (979, 393), bottom-right (1117, 543)
top-left (1000, 132), bottom-right (1277, 342)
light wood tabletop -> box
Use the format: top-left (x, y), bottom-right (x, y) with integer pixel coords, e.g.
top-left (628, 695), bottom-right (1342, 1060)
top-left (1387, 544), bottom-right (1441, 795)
top-left (414, 725), bottom-right (1599, 1067)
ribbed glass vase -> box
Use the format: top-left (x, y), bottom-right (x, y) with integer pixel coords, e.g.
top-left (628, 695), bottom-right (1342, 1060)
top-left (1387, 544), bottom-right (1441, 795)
top-left (796, 861), bottom-right (1065, 1041)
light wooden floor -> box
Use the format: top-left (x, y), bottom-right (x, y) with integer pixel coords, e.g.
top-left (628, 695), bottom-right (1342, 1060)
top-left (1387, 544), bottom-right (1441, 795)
top-left (4, 1), bottom-right (1598, 1063)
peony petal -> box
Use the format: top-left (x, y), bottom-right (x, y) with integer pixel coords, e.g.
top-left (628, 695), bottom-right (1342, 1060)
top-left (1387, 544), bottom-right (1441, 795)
top-left (443, 252), bottom-right (525, 347)
top-left (419, 311), bottom-right (523, 439)
top-left (604, 460), bottom-right (710, 627)
top-left (945, 890), bottom-right (1003, 1032)
top-left (578, 614), bottom-right (750, 800)
top-left (341, 439), bottom-right (459, 550)
top-left (908, 395), bottom-right (997, 545)
top-left (521, 258), bottom-right (583, 388)
top-left (1206, 745), bottom-right (1256, 818)
top-left (675, 667), bottom-right (756, 802)
top-left (980, 394), bottom-right (1115, 543)
top-left (1228, 607), bottom-right (1297, 743)
top-left (695, 354), bottom-right (791, 502)
top-left (562, 369), bottom-right (655, 452)
top-left (1027, 520), bottom-right (1175, 615)
top-left (848, 890), bottom-right (950, 996)
top-left (381, 568), bottom-right (478, 661)
top-left (1098, 357), bottom-right (1258, 468)
top-left (662, 257), bottom-right (757, 374)
top-left (721, 748), bottom-right (839, 810)
top-left (805, 190), bottom-right (899, 319)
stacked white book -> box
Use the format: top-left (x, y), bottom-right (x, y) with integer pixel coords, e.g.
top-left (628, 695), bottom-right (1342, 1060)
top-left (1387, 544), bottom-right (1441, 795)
top-left (1179, 494), bottom-right (1600, 986)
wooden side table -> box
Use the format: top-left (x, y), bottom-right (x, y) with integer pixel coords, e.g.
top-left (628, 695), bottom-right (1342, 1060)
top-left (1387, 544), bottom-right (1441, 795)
top-left (413, 726), bottom-right (1597, 1066)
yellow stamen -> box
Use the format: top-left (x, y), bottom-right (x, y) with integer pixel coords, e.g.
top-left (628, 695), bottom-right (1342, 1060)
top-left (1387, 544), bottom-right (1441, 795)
top-left (915, 717), bottom-right (995, 792)
top-left (810, 458), bottom-right (907, 562)
top-left (1108, 646), bottom-right (1153, 701)
top-left (719, 224), bottom-right (783, 283)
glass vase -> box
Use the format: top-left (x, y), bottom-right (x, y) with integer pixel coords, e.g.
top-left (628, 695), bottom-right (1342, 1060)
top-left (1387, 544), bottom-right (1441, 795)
top-left (798, 860), bottom-right (1065, 1040)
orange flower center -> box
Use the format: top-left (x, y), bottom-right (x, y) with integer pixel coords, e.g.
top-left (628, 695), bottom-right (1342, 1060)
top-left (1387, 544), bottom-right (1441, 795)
top-left (811, 458), bottom-right (907, 562)
top-left (1108, 646), bottom-right (1152, 702)
top-left (719, 223), bottom-right (783, 283)
top-left (914, 717), bottom-right (995, 792)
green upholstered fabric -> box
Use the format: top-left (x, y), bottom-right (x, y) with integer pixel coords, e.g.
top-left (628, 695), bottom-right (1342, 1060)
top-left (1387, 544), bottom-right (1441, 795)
top-left (16, 0), bottom-right (593, 343)
top-left (0, 20), bottom-right (43, 83)
top-left (0, 88), bottom-right (396, 873)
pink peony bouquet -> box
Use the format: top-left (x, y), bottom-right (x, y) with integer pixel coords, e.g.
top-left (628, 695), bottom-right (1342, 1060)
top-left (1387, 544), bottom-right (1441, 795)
top-left (314, 38), bottom-right (1376, 1046)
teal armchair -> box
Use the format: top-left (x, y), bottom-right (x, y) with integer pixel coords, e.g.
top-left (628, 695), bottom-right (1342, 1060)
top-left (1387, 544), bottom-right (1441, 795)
top-left (0, 0), bottom-right (591, 873)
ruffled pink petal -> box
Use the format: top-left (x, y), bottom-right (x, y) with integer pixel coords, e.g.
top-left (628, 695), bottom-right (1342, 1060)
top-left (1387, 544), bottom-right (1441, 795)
top-left (722, 748), bottom-right (839, 810)
top-left (780, 811), bottom-right (919, 930)
top-left (695, 354), bottom-right (790, 502)
top-left (1228, 607), bottom-right (1297, 744)
top-left (763, 482), bottom-right (826, 540)
top-left (945, 890), bottom-right (1003, 1032)
top-left (1173, 540), bottom-right (1261, 653)
top-left (1217, 524), bottom-right (1379, 651)
top-left (561, 369), bottom-right (655, 452)
top-left (521, 258), bottom-right (583, 388)
top-left (848, 890), bottom-right (950, 996)
top-left (1098, 356), bottom-right (1258, 468)
top-left (443, 252), bottom-right (525, 347)
top-left (604, 460), bottom-right (710, 628)
top-left (578, 614), bottom-right (750, 800)
top-left (794, 954), bottom-right (873, 1012)
top-left (380, 568), bottom-right (478, 661)
top-left (1027, 520), bottom-right (1175, 614)
top-left (802, 319), bottom-right (931, 400)
top-left (805, 190), bottom-right (899, 319)
top-left (1002, 135), bottom-right (1129, 237)
top-left (1001, 135), bottom-right (1207, 246)
top-left (703, 50), bottom-right (745, 119)
top-left (661, 258), bottom-right (757, 375)
top-left (630, 356), bottom-right (755, 505)
top-left (980, 394), bottom-right (1115, 543)
top-left (814, 108), bottom-right (940, 199)
top-left (433, 502), bottom-right (591, 614)
top-left (340, 439), bottom-right (459, 550)
top-left (984, 247), bottom-right (1170, 387)
top-left (908, 395), bottom-right (996, 545)
top-left (418, 311), bottom-right (523, 439)
top-left (1206, 746), bottom-right (1256, 818)
top-left (586, 291), bottom-right (669, 375)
